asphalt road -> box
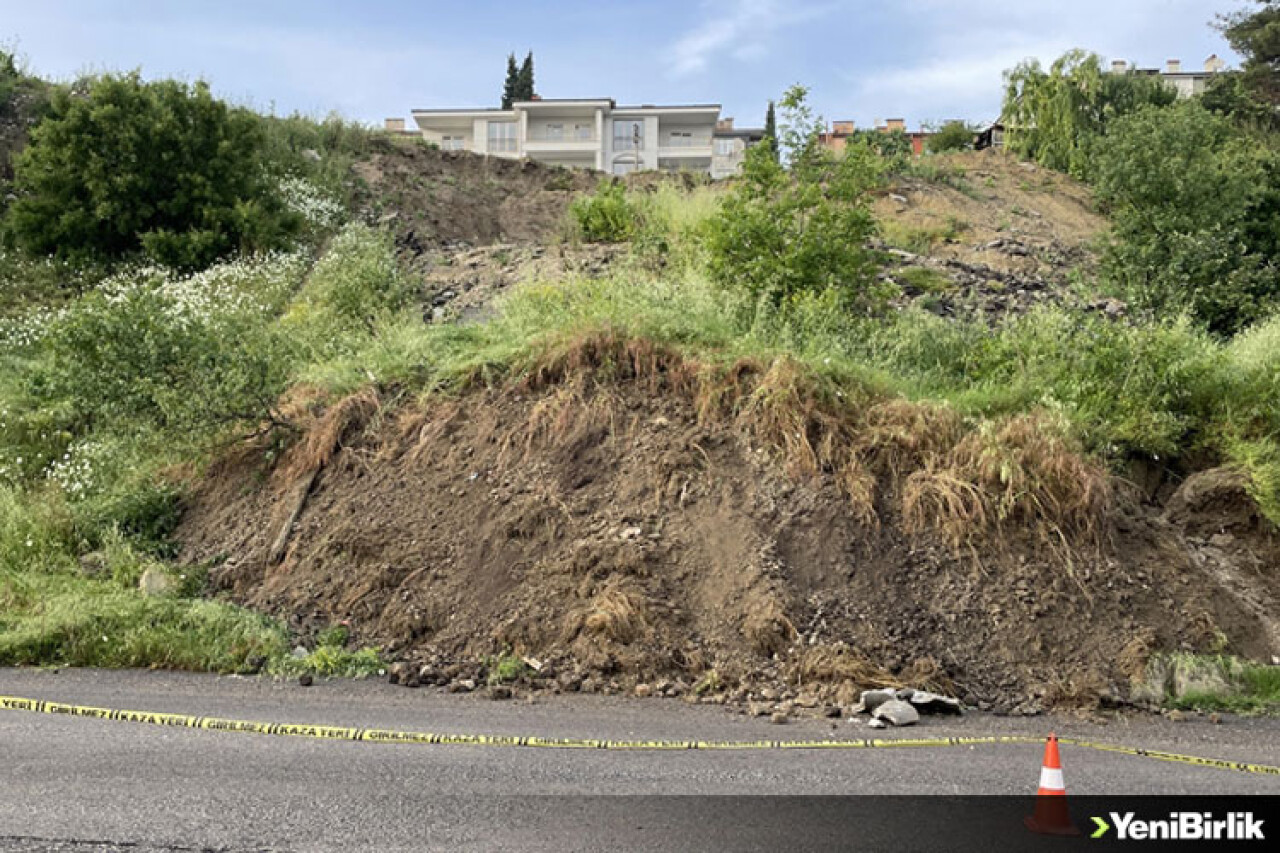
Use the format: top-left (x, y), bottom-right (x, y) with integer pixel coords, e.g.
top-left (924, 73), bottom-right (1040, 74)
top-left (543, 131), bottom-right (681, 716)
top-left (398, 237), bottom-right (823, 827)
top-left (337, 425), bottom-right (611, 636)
top-left (1, 668), bottom-right (1277, 852)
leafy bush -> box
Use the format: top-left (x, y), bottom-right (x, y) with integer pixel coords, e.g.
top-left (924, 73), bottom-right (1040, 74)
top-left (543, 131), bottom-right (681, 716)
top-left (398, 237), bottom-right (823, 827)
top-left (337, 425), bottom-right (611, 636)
top-left (5, 73), bottom-right (300, 269)
top-left (926, 121), bottom-right (975, 153)
top-left (1092, 101), bottom-right (1280, 334)
top-left (568, 180), bottom-right (639, 243)
top-left (704, 87), bottom-right (881, 310)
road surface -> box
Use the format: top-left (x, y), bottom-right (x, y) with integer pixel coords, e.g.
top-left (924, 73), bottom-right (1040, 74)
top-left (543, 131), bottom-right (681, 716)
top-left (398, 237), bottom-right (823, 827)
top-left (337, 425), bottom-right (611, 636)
top-left (2, 668), bottom-right (1277, 851)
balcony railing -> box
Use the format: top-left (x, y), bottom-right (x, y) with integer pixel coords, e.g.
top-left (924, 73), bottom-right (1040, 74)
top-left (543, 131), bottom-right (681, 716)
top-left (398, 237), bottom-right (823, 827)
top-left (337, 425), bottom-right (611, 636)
top-left (663, 136), bottom-right (711, 148)
top-left (528, 132), bottom-right (598, 143)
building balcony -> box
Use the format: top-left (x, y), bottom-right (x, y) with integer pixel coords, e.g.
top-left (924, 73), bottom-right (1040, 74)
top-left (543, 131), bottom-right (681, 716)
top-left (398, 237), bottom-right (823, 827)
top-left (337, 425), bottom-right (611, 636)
top-left (525, 136), bottom-right (600, 154)
top-left (658, 143), bottom-right (712, 159)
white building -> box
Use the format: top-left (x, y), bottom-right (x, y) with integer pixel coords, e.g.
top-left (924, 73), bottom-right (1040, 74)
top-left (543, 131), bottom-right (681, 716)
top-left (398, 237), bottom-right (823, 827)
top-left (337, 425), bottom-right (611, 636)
top-left (1110, 55), bottom-right (1228, 99)
top-left (405, 98), bottom-right (723, 175)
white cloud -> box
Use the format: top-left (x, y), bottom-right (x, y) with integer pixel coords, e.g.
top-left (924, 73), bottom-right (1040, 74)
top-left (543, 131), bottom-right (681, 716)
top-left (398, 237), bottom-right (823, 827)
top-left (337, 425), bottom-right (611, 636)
top-left (853, 40), bottom-right (1070, 117)
top-left (669, 0), bottom-right (832, 78)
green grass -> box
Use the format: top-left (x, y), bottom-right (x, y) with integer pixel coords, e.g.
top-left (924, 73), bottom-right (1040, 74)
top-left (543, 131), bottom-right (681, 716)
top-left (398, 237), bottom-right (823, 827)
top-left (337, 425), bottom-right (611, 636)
top-left (1157, 654), bottom-right (1280, 715)
top-left (486, 650), bottom-right (530, 685)
top-left (895, 266), bottom-right (953, 294)
top-left (880, 218), bottom-right (968, 254)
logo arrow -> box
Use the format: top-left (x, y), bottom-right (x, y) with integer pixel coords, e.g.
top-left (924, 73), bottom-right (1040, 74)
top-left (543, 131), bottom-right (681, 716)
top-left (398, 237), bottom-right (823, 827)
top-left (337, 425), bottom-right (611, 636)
top-left (1091, 816), bottom-right (1111, 839)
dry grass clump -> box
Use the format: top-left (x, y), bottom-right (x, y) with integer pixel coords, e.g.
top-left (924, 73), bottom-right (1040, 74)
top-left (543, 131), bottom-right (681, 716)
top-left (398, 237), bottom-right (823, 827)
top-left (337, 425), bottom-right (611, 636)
top-left (794, 645), bottom-right (901, 688)
top-left (279, 388), bottom-right (381, 481)
top-left (1117, 627), bottom-right (1157, 682)
top-left (741, 589), bottom-right (798, 656)
top-left (521, 329), bottom-right (697, 395)
top-left (856, 399), bottom-right (964, 478)
top-left (902, 414), bottom-right (1113, 553)
top-left (564, 580), bottom-right (650, 645)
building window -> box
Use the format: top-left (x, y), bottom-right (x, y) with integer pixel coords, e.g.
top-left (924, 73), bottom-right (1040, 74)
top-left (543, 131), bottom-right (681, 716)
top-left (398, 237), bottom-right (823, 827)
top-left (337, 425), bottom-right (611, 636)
top-left (668, 130), bottom-right (694, 147)
top-left (574, 123), bottom-right (593, 141)
top-left (441, 135), bottom-right (465, 151)
top-left (613, 120), bottom-right (644, 151)
top-left (487, 121), bottom-right (517, 152)
top-left (544, 123), bottom-right (564, 141)
top-left (714, 139), bottom-right (736, 156)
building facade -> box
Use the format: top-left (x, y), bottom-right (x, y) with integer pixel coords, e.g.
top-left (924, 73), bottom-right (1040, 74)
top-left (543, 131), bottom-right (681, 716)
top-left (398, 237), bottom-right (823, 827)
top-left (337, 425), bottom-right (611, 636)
top-left (407, 98), bottom-right (724, 176)
top-left (710, 117), bottom-right (764, 179)
top-left (1113, 55), bottom-right (1227, 99)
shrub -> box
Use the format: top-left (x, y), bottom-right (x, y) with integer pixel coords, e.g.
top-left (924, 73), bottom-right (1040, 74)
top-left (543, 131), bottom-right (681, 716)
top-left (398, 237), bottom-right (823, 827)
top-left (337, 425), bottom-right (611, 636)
top-left (704, 87), bottom-right (880, 310)
top-left (5, 73), bottom-right (300, 269)
top-left (30, 252), bottom-right (308, 431)
top-left (568, 179), bottom-right (639, 243)
top-left (1093, 101), bottom-right (1280, 335)
top-left (926, 121), bottom-right (975, 153)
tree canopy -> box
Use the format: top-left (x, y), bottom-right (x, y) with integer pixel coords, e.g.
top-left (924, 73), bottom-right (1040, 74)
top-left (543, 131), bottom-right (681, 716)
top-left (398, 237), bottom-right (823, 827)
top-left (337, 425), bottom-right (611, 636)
top-left (1002, 50), bottom-right (1175, 176)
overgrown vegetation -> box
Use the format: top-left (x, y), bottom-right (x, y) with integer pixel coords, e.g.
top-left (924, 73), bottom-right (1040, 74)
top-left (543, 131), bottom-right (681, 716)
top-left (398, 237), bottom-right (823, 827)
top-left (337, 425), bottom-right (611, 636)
top-left (5, 73), bottom-right (301, 269)
top-left (1, 31), bottom-right (1278, 689)
top-left (1003, 19), bottom-right (1280, 336)
top-left (1144, 653), bottom-right (1280, 715)
top-left (926, 120), bottom-right (976, 153)
top-left (704, 85), bottom-right (881, 310)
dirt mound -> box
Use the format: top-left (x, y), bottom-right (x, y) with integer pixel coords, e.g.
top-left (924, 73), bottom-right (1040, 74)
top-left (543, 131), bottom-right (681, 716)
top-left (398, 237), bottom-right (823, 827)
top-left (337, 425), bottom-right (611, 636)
top-left (176, 340), bottom-right (1278, 713)
top-left (874, 149), bottom-right (1112, 321)
top-left (352, 137), bottom-right (595, 254)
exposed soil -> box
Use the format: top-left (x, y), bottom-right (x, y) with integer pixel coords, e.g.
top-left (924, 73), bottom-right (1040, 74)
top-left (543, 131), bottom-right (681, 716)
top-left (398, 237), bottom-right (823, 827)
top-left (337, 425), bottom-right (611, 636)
top-left (176, 369), bottom-right (1279, 715)
top-left (874, 149), bottom-right (1116, 321)
top-left (352, 137), bottom-right (596, 256)
top-left (169, 147), bottom-right (1280, 716)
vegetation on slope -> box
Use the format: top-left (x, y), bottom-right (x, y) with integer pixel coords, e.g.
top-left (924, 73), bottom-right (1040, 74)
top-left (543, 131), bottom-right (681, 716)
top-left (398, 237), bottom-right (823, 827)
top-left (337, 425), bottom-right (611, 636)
top-left (0, 35), bottom-right (1276, 700)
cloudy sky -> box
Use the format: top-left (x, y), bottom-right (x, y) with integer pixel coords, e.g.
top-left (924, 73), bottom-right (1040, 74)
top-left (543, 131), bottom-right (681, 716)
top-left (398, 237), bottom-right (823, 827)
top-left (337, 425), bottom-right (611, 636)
top-left (1, 0), bottom-right (1241, 130)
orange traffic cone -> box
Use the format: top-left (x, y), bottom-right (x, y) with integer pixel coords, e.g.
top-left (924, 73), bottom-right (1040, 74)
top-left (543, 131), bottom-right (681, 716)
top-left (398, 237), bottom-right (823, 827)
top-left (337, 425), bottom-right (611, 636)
top-left (1024, 733), bottom-right (1081, 836)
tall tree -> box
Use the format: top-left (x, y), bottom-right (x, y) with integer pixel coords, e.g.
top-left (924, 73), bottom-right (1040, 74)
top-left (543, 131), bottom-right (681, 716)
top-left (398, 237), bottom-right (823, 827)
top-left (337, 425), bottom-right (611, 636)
top-left (762, 100), bottom-right (778, 162)
top-left (515, 52), bottom-right (535, 102)
top-left (1215, 1), bottom-right (1280, 113)
top-left (1002, 50), bottom-right (1175, 176)
top-left (501, 53), bottom-right (519, 109)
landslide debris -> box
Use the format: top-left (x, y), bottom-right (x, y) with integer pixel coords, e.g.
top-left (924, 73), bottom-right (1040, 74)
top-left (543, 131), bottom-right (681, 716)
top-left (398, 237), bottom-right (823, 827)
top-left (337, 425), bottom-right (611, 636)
top-left (176, 336), bottom-right (1279, 715)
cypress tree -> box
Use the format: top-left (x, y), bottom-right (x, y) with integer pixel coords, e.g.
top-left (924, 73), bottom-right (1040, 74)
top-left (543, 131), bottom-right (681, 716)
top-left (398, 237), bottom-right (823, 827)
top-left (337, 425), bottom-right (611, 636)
top-left (762, 101), bottom-right (779, 162)
top-left (501, 54), bottom-right (518, 109)
top-left (516, 52), bottom-right (535, 102)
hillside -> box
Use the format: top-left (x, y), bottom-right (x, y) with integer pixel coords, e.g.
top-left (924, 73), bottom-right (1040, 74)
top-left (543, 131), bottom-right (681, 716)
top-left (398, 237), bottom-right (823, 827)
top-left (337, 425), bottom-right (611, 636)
top-left (169, 148), bottom-right (1278, 714)
top-left (2, 71), bottom-right (1277, 718)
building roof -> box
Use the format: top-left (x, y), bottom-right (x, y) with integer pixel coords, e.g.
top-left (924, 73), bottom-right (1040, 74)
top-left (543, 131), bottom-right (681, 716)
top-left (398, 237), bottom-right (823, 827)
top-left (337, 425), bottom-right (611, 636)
top-left (413, 100), bottom-right (721, 116)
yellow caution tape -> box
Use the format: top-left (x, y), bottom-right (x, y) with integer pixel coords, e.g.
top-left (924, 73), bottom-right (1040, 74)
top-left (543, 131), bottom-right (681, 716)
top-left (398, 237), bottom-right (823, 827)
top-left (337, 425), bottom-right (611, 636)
top-left (1, 695), bottom-right (1277, 775)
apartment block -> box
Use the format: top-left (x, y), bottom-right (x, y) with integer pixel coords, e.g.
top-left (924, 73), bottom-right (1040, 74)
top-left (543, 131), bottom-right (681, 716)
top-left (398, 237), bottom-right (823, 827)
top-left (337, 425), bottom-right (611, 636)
top-left (406, 98), bottom-right (725, 175)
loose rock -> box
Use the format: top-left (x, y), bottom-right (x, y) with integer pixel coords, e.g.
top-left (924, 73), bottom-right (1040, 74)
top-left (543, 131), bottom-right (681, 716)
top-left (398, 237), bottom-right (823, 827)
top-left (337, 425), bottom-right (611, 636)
top-left (872, 699), bottom-right (920, 727)
top-left (908, 690), bottom-right (963, 715)
top-left (860, 689), bottom-right (895, 713)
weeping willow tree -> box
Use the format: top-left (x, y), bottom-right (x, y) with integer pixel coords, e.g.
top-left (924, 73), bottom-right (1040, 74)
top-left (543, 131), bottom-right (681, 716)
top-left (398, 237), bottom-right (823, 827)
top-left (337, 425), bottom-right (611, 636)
top-left (1002, 50), bottom-right (1176, 177)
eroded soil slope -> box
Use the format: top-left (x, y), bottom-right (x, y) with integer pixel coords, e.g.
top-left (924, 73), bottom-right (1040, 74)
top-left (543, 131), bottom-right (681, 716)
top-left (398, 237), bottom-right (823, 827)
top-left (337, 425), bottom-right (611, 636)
top-left (177, 361), bottom-right (1280, 713)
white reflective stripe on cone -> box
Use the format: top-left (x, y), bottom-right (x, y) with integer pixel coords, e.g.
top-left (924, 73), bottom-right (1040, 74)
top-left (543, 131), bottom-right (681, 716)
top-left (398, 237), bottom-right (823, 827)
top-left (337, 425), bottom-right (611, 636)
top-left (1038, 767), bottom-right (1066, 791)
